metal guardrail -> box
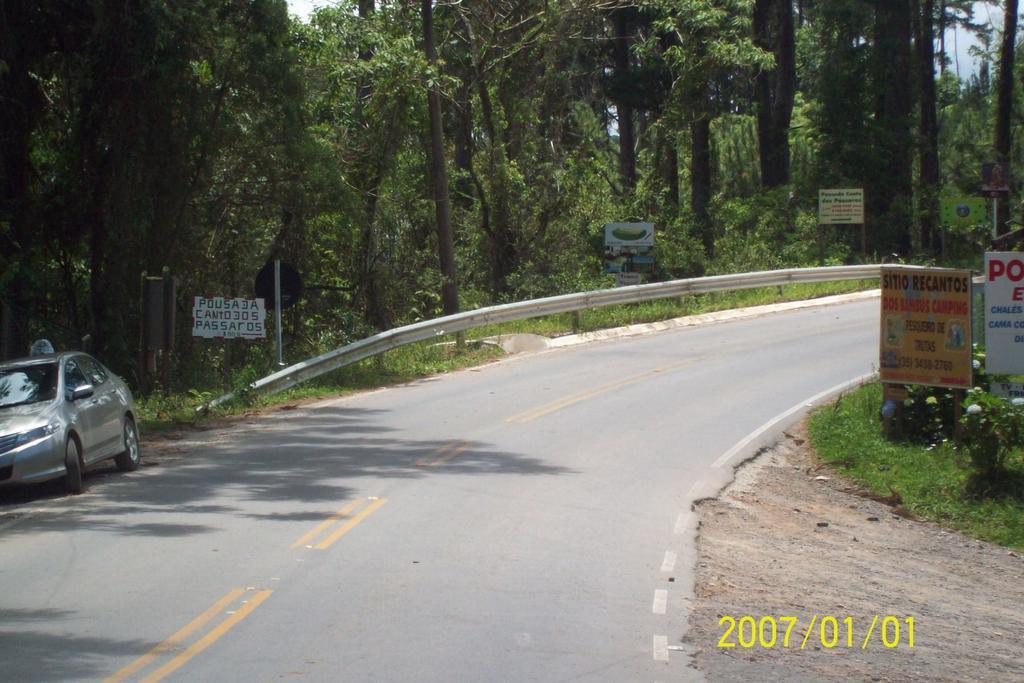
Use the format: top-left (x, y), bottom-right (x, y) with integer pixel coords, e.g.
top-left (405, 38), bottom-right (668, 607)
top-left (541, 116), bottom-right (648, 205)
top-left (205, 264), bottom-right (901, 409)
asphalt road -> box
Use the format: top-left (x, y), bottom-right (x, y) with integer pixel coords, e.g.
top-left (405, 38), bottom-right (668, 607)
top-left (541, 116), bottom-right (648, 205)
top-left (0, 298), bottom-right (878, 682)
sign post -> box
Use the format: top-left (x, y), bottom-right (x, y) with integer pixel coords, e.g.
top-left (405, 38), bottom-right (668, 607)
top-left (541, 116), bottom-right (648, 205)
top-left (275, 259), bottom-right (283, 366)
top-left (982, 162), bottom-right (1010, 238)
top-left (819, 189), bottom-right (866, 257)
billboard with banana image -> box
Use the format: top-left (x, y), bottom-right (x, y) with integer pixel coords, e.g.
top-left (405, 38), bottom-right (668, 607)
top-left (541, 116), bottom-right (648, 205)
top-left (604, 223), bottom-right (655, 280)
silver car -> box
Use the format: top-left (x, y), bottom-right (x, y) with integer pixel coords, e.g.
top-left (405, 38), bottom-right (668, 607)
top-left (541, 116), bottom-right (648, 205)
top-left (0, 352), bottom-right (141, 493)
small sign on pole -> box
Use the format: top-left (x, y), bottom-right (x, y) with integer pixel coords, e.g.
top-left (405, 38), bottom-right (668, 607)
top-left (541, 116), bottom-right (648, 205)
top-left (604, 222), bottom-right (655, 286)
top-left (192, 297), bottom-right (267, 340)
top-left (819, 188), bottom-right (865, 256)
top-left (818, 188), bottom-right (865, 224)
top-left (991, 382), bottom-right (1024, 400)
top-left (982, 163), bottom-right (1010, 238)
top-left (981, 162), bottom-right (1010, 198)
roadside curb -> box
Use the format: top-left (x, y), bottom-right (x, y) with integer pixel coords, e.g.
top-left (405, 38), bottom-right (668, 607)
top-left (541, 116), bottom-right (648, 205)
top-left (692, 371), bottom-right (878, 508)
top-left (484, 289), bottom-right (880, 354)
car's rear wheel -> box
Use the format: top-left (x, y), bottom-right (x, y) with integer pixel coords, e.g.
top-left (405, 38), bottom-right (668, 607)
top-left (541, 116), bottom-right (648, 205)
top-left (114, 416), bottom-right (140, 472)
top-left (64, 437), bottom-right (84, 494)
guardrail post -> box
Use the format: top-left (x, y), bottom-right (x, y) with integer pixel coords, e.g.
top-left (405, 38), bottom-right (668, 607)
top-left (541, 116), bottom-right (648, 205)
top-left (571, 311), bottom-right (581, 334)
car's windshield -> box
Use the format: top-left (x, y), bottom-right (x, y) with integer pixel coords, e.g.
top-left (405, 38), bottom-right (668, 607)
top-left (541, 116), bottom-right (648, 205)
top-left (0, 363), bottom-right (58, 408)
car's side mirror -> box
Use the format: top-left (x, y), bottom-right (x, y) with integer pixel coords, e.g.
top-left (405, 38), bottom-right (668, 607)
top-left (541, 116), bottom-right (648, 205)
top-left (70, 385), bottom-right (94, 401)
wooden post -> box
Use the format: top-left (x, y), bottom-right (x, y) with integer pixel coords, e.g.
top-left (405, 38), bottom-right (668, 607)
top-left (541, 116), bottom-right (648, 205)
top-left (138, 271), bottom-right (150, 393)
top-left (882, 383), bottom-right (907, 439)
top-left (953, 389), bottom-right (964, 444)
top-left (160, 267), bottom-right (174, 392)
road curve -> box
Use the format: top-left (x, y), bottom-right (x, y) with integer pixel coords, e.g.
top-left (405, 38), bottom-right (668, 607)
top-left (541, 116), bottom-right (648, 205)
top-left (0, 298), bottom-right (878, 682)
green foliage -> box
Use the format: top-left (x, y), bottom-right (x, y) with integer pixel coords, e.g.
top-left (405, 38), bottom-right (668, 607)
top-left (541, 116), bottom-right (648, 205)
top-left (810, 383), bottom-right (1024, 551)
top-left (962, 389), bottom-right (1024, 484)
top-left (899, 386), bottom-right (957, 446)
top-left (0, 0), bottom-right (1008, 402)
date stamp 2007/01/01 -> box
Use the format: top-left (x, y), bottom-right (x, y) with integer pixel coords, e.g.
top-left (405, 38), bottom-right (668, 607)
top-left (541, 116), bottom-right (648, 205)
top-left (718, 615), bottom-right (915, 650)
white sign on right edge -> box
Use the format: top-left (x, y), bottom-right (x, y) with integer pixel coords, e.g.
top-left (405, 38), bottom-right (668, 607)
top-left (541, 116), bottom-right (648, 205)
top-left (991, 382), bottom-right (1024, 400)
top-left (984, 252), bottom-right (1024, 375)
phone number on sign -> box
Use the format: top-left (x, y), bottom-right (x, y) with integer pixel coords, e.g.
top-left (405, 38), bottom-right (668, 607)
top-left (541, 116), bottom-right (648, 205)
top-left (718, 615), bottom-right (915, 650)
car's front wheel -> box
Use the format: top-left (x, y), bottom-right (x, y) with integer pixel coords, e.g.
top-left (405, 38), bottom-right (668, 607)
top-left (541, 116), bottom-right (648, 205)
top-left (114, 416), bottom-right (140, 472)
top-left (64, 436), bottom-right (84, 494)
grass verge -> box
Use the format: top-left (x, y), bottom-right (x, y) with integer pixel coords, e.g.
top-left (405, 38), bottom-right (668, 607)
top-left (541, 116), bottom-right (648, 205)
top-left (138, 279), bottom-right (876, 433)
top-left (808, 382), bottom-right (1024, 551)
top-left (465, 279), bottom-right (875, 339)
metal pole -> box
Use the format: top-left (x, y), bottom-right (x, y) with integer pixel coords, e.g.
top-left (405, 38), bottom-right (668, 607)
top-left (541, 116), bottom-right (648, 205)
top-left (275, 259), bottom-right (284, 366)
top-left (993, 197), bottom-right (998, 239)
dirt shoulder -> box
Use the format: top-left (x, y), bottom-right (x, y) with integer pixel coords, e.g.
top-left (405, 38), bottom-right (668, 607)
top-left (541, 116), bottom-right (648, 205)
top-left (687, 421), bottom-right (1024, 682)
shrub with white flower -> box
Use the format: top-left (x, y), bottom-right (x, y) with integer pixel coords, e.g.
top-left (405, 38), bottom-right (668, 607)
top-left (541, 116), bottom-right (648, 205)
top-left (960, 388), bottom-right (1024, 480)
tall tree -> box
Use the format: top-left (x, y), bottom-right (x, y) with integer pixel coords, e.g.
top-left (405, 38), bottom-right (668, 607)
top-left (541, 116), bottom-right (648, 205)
top-left (869, 0), bottom-right (915, 255)
top-left (753, 0), bottom-right (797, 188)
top-left (916, 0), bottom-right (940, 252)
top-left (422, 0), bottom-right (459, 315)
top-left (995, 0), bottom-right (1018, 163)
top-left (649, 0), bottom-right (771, 259)
top-left (610, 7), bottom-right (639, 192)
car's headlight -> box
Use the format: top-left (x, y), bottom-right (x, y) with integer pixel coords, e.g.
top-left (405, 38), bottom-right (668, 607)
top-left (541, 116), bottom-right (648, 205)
top-left (14, 423), bottom-right (60, 446)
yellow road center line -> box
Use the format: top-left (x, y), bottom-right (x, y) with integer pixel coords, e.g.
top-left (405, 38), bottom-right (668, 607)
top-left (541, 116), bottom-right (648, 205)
top-left (416, 440), bottom-right (470, 467)
top-left (415, 441), bottom-right (458, 467)
top-left (432, 441), bottom-right (470, 465)
top-left (290, 499), bottom-right (365, 549)
top-left (314, 497), bottom-right (388, 550)
top-left (103, 588), bottom-right (246, 683)
top-left (506, 360), bottom-right (694, 424)
top-left (139, 589), bottom-right (273, 683)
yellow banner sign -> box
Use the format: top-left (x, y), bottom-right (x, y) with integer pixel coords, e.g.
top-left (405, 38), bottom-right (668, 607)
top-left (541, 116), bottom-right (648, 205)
top-left (879, 267), bottom-right (973, 389)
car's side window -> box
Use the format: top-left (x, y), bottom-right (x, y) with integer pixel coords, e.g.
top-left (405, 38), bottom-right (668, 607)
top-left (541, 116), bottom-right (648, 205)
top-left (64, 360), bottom-right (89, 392)
top-left (78, 357), bottom-right (108, 386)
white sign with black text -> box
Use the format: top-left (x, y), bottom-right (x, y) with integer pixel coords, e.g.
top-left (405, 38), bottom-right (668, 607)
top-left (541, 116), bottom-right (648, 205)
top-left (192, 296), bottom-right (267, 339)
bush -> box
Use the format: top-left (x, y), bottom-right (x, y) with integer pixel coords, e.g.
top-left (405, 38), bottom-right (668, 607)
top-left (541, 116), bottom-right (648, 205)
top-left (899, 385), bottom-right (957, 446)
top-left (961, 388), bottom-right (1024, 481)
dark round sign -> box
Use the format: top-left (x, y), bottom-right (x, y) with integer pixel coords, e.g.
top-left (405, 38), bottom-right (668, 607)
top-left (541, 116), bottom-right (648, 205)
top-left (255, 261), bottom-right (303, 310)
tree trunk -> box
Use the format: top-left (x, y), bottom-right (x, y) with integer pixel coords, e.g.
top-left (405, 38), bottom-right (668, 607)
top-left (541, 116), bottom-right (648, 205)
top-left (656, 127), bottom-right (679, 207)
top-left (870, 0), bottom-right (915, 256)
top-left (995, 0), bottom-right (1017, 237)
top-left (753, 0), bottom-right (796, 189)
top-left (452, 77), bottom-right (474, 210)
top-left (995, 0), bottom-right (1018, 161)
top-left (916, 0), bottom-right (940, 252)
top-left (356, 0), bottom-right (387, 329)
top-left (0, 4), bottom-right (44, 359)
top-left (612, 9), bottom-right (636, 192)
top-left (358, 0), bottom-right (374, 102)
top-left (938, 2), bottom-right (947, 74)
top-left (422, 0), bottom-right (459, 316)
top-left (691, 117), bottom-right (713, 259)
